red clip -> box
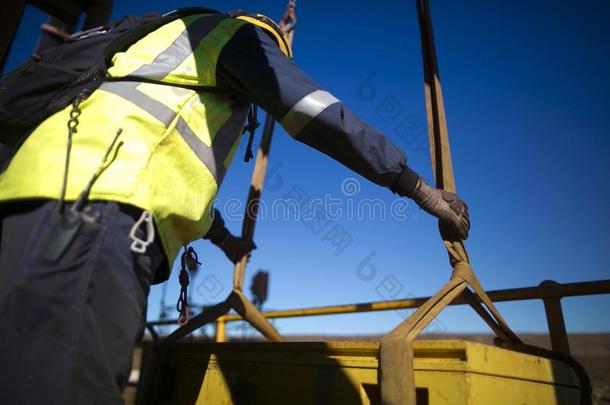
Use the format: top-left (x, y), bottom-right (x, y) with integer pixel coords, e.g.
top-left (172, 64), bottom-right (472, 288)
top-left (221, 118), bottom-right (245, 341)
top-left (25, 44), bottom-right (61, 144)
top-left (178, 306), bottom-right (190, 326)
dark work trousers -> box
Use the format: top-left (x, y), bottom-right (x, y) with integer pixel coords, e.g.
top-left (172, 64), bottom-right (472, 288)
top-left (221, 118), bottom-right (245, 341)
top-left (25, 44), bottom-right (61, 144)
top-left (0, 199), bottom-right (164, 404)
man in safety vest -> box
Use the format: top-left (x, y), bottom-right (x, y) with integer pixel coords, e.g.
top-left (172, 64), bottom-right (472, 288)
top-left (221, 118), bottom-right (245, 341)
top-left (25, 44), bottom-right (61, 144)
top-left (0, 9), bottom-right (469, 404)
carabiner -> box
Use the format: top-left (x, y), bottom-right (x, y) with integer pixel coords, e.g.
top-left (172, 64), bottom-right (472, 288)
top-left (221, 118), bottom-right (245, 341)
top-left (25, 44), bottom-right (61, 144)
top-left (129, 210), bottom-right (155, 253)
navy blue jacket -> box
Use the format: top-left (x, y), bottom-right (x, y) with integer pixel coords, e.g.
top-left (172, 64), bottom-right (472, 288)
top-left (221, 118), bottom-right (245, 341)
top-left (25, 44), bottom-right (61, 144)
top-left (216, 24), bottom-right (419, 195)
top-left (205, 23), bottom-right (421, 240)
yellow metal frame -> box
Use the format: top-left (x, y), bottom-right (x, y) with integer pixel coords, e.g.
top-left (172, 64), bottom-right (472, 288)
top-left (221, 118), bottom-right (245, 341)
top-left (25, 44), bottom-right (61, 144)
top-left (142, 340), bottom-right (583, 405)
top-left (206, 279), bottom-right (610, 348)
top-left (148, 278), bottom-right (610, 352)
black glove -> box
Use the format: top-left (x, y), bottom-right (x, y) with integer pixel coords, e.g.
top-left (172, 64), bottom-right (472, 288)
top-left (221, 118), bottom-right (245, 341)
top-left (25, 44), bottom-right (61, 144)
top-left (217, 234), bottom-right (257, 264)
top-left (410, 179), bottom-right (470, 241)
top-left (203, 210), bottom-right (257, 263)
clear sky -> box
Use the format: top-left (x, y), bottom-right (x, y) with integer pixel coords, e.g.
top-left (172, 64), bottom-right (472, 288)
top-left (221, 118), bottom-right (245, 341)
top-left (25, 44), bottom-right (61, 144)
top-left (5, 0), bottom-right (610, 337)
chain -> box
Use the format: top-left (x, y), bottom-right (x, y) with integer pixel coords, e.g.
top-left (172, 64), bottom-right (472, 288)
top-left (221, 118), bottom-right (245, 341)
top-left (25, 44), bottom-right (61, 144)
top-left (67, 95), bottom-right (84, 133)
top-left (58, 89), bottom-right (90, 212)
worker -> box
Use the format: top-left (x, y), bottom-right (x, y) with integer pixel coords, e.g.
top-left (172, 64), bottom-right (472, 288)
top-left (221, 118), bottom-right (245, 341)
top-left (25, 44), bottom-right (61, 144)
top-left (0, 8), bottom-right (469, 404)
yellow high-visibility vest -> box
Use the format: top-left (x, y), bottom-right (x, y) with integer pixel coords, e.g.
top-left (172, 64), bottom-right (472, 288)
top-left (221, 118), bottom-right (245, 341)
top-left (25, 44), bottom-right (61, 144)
top-left (0, 13), bottom-right (249, 267)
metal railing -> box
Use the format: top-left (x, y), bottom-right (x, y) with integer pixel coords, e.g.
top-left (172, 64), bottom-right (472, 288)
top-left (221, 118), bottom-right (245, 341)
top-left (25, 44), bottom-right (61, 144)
top-left (147, 278), bottom-right (610, 356)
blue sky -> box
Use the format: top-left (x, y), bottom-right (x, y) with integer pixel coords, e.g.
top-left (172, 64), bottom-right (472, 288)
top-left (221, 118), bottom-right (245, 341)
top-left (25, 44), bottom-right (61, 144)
top-left (5, 0), bottom-right (610, 336)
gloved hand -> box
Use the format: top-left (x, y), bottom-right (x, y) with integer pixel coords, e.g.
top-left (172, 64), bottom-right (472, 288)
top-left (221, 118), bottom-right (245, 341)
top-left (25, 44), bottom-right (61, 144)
top-left (217, 234), bottom-right (257, 264)
top-left (410, 179), bottom-right (470, 241)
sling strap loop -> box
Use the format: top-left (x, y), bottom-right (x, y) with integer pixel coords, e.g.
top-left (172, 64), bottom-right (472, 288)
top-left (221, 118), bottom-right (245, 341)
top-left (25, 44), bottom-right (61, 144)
top-left (380, 1), bottom-right (521, 404)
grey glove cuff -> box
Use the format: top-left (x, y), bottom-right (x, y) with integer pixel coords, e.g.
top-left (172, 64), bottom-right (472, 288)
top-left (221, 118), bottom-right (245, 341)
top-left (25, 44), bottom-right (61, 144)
top-left (412, 179), bottom-right (459, 219)
top-left (390, 165), bottom-right (421, 197)
top-left (411, 179), bottom-right (442, 213)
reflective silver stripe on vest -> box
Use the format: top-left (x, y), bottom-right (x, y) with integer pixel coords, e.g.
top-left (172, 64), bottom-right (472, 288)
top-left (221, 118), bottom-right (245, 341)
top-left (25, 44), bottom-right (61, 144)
top-left (280, 90), bottom-right (341, 137)
top-left (212, 104), bottom-right (250, 182)
top-left (100, 82), bottom-right (175, 125)
top-left (100, 81), bottom-right (246, 184)
top-left (174, 105), bottom-right (247, 184)
top-left (128, 14), bottom-right (225, 79)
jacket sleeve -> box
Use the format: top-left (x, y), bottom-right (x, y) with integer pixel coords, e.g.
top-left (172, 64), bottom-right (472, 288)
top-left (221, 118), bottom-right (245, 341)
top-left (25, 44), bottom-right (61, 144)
top-left (216, 24), bottom-right (419, 196)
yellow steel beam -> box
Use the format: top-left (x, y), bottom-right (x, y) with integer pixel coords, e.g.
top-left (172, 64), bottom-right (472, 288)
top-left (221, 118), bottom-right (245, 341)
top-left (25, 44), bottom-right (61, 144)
top-left (148, 279), bottom-right (610, 328)
top-left (214, 279), bottom-right (610, 323)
